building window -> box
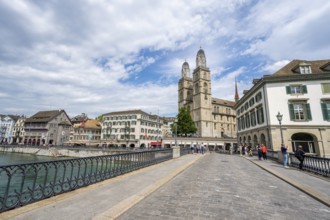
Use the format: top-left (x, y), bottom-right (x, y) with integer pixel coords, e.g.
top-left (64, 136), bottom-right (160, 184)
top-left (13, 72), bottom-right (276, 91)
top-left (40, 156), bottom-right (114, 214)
top-left (245, 113), bottom-right (250, 128)
top-left (286, 85), bottom-right (307, 95)
top-left (299, 65), bottom-right (312, 74)
top-left (249, 98), bottom-right (255, 107)
top-left (255, 92), bottom-right (262, 102)
top-left (257, 106), bottom-right (264, 124)
top-left (244, 102), bottom-right (249, 110)
top-left (250, 110), bottom-right (256, 127)
top-left (288, 102), bottom-right (312, 121)
top-left (321, 101), bottom-right (330, 121)
top-left (226, 108), bottom-right (230, 115)
top-left (321, 83), bottom-right (330, 94)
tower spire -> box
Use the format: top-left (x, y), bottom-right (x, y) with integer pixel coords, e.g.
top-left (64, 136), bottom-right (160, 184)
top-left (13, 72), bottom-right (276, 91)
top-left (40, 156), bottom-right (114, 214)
top-left (235, 78), bottom-right (239, 102)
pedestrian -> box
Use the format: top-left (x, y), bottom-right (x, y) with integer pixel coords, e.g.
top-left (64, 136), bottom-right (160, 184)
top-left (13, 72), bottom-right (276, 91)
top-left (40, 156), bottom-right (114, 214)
top-left (196, 144), bottom-right (200, 153)
top-left (200, 143), bottom-right (205, 154)
top-left (190, 143), bottom-right (194, 154)
top-left (261, 144), bottom-right (267, 160)
top-left (248, 145), bottom-right (253, 157)
top-left (241, 144), bottom-right (245, 156)
top-left (281, 144), bottom-right (289, 168)
top-left (256, 144), bottom-right (262, 160)
top-left (295, 145), bottom-right (305, 170)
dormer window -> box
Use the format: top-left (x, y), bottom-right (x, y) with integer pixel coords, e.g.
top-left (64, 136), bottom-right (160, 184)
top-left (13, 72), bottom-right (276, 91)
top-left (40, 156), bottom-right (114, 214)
top-left (292, 62), bottom-right (312, 74)
top-left (300, 65), bottom-right (311, 74)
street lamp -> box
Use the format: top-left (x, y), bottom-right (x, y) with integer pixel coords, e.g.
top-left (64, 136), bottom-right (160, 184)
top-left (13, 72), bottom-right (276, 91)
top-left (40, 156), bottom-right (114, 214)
top-left (276, 112), bottom-right (284, 146)
top-left (174, 119), bottom-right (178, 147)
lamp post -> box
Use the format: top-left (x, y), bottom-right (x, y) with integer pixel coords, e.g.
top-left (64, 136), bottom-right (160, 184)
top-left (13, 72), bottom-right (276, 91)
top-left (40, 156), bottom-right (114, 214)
top-left (276, 112), bottom-right (284, 146)
top-left (174, 119), bottom-right (178, 147)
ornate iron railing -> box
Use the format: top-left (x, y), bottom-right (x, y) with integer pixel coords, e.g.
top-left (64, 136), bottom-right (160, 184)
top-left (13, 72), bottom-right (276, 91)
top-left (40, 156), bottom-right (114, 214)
top-left (0, 149), bottom-right (173, 212)
top-left (180, 147), bottom-right (191, 156)
top-left (289, 153), bottom-right (330, 177)
top-left (266, 150), bottom-right (279, 161)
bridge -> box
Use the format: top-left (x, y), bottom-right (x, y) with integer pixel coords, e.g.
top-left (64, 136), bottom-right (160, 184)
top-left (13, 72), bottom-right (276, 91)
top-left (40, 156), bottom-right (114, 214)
top-left (0, 149), bottom-right (329, 219)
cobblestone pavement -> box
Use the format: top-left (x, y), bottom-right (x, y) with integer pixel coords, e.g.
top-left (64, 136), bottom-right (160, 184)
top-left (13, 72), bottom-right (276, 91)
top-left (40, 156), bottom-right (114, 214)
top-left (118, 153), bottom-right (330, 220)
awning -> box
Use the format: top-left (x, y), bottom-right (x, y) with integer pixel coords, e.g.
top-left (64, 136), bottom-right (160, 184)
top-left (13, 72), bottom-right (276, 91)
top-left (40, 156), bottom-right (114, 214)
top-left (150, 142), bottom-right (161, 145)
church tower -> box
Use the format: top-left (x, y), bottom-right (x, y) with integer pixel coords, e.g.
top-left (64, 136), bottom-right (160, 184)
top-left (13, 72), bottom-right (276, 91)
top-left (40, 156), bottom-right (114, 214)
top-left (192, 48), bottom-right (213, 137)
top-left (178, 61), bottom-right (193, 110)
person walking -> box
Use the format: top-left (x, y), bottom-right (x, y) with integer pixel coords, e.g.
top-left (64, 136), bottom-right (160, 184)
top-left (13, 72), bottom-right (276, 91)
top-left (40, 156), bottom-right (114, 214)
top-left (261, 144), bottom-right (267, 160)
top-left (295, 145), bottom-right (305, 170)
top-left (281, 144), bottom-right (289, 168)
top-left (256, 144), bottom-right (262, 160)
top-left (190, 143), bottom-right (194, 154)
top-left (200, 143), bottom-right (205, 154)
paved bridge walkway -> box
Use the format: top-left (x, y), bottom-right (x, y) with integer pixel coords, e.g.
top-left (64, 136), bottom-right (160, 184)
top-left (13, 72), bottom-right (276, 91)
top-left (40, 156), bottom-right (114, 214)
top-left (1, 153), bottom-right (329, 220)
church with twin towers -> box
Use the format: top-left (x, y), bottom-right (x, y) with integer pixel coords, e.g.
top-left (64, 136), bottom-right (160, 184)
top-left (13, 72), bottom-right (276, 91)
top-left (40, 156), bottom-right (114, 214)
top-left (178, 48), bottom-right (237, 138)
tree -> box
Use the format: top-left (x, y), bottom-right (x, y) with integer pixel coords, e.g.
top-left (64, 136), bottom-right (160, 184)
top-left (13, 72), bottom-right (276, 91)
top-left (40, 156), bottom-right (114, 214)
top-left (174, 107), bottom-right (197, 136)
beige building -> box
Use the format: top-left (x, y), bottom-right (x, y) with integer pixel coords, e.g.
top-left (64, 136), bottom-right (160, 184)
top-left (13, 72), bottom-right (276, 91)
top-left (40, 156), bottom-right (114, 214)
top-left (234, 59), bottom-right (330, 157)
top-left (24, 110), bottom-right (71, 146)
top-left (69, 119), bottom-right (102, 146)
top-left (102, 110), bottom-right (164, 148)
top-left (178, 48), bottom-right (236, 138)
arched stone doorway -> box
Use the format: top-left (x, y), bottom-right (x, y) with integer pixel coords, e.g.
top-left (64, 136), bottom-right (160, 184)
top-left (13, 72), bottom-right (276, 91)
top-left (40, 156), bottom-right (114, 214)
top-left (140, 143), bottom-right (146, 149)
top-left (291, 133), bottom-right (316, 154)
top-left (129, 144), bottom-right (135, 148)
top-left (253, 135), bottom-right (258, 149)
top-left (247, 136), bottom-right (251, 146)
top-left (260, 134), bottom-right (266, 145)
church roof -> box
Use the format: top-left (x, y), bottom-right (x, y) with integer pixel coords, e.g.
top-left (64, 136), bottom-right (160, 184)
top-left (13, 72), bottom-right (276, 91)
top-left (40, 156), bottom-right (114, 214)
top-left (212, 98), bottom-right (235, 107)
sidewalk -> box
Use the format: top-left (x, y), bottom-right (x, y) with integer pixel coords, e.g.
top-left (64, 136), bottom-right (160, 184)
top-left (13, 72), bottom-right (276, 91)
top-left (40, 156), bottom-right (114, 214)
top-left (0, 154), bottom-right (204, 220)
top-left (245, 156), bottom-right (330, 207)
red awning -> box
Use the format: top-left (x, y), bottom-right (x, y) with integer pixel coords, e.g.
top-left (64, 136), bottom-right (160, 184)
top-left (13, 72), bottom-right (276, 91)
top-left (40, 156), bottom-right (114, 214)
top-left (150, 142), bottom-right (161, 145)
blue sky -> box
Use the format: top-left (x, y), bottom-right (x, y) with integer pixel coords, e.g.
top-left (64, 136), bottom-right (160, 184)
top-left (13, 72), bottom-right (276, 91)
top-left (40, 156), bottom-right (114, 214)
top-left (1, 0), bottom-right (330, 118)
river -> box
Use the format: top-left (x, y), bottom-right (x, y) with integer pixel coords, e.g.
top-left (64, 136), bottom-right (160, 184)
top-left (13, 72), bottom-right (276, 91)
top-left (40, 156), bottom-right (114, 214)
top-left (0, 152), bottom-right (67, 166)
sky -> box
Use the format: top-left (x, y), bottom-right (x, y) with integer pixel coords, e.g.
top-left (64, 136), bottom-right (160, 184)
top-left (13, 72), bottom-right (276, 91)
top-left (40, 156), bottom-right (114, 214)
top-left (1, 0), bottom-right (330, 118)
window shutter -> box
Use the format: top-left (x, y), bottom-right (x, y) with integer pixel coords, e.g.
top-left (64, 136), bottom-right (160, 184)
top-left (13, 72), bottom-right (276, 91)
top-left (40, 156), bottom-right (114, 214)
top-left (306, 104), bottom-right (312, 120)
top-left (286, 86), bottom-right (291, 94)
top-left (288, 104), bottom-right (294, 120)
top-left (302, 85), bottom-right (308, 94)
top-left (321, 103), bottom-right (329, 120)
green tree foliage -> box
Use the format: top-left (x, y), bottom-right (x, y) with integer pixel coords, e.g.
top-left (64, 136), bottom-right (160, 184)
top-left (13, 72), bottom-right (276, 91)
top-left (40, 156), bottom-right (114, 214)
top-left (96, 115), bottom-right (104, 121)
top-left (173, 107), bottom-right (197, 136)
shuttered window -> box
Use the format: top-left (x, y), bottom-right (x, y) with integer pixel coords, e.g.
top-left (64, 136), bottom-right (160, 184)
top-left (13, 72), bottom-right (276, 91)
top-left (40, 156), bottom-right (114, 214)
top-left (286, 85), bottom-right (307, 94)
top-left (321, 102), bottom-right (330, 120)
top-left (288, 103), bottom-right (312, 121)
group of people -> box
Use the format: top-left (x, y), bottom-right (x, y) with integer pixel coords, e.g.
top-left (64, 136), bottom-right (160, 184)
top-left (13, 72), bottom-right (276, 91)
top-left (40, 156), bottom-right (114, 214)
top-left (281, 144), bottom-right (305, 169)
top-left (190, 143), bottom-right (206, 155)
top-left (256, 144), bottom-right (268, 160)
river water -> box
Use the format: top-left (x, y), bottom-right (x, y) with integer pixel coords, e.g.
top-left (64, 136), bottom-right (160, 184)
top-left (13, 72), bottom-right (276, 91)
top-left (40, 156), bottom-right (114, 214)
top-left (0, 152), bottom-right (66, 166)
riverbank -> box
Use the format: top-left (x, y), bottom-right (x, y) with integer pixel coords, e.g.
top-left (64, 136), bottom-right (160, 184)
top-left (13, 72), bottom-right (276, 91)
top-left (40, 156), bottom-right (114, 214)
top-left (0, 146), bottom-right (124, 158)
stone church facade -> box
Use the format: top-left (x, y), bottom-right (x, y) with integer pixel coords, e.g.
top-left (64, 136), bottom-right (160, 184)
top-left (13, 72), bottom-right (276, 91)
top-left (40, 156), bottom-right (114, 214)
top-left (178, 48), bottom-right (237, 138)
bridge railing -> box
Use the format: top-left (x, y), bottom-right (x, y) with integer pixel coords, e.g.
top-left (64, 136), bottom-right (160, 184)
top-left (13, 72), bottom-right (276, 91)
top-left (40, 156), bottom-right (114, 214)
top-left (0, 149), bottom-right (173, 213)
top-left (180, 147), bottom-right (191, 156)
top-left (289, 153), bottom-right (330, 177)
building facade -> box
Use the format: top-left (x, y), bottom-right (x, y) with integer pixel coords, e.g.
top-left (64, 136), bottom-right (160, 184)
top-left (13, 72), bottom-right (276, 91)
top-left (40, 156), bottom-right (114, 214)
top-left (24, 110), bottom-right (72, 146)
top-left (235, 59), bottom-right (330, 157)
top-left (12, 116), bottom-right (26, 144)
top-left (0, 115), bottom-right (20, 144)
top-left (102, 110), bottom-right (164, 148)
top-left (69, 119), bottom-right (101, 146)
top-left (178, 48), bottom-right (236, 138)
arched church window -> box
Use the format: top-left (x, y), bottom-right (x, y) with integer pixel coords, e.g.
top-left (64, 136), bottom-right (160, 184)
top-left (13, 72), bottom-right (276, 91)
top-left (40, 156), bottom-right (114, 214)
top-left (204, 82), bottom-right (208, 100)
top-left (195, 83), bottom-right (199, 93)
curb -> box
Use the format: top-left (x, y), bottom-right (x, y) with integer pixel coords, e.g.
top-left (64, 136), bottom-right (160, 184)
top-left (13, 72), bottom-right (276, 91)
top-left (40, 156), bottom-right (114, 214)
top-left (248, 159), bottom-right (330, 208)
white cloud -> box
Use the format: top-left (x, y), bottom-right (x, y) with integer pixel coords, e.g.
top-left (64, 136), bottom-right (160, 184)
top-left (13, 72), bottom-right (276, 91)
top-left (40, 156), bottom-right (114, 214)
top-left (0, 0), bottom-right (328, 118)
